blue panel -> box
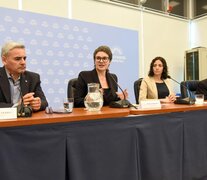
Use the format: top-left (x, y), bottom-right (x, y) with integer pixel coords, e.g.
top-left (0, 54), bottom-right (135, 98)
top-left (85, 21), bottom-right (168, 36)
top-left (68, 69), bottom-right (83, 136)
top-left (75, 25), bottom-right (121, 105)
top-left (0, 7), bottom-right (138, 107)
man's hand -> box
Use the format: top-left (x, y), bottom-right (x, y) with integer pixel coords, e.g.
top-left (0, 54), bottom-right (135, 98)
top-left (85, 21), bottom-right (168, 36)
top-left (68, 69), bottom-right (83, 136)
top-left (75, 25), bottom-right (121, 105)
top-left (23, 92), bottom-right (35, 105)
top-left (30, 97), bottom-right (41, 111)
top-left (23, 92), bottom-right (41, 111)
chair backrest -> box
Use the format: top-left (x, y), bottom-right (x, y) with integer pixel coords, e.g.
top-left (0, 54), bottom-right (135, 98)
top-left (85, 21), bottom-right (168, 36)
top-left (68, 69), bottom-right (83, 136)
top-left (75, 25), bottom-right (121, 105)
top-left (180, 80), bottom-right (200, 98)
top-left (134, 78), bottom-right (143, 104)
top-left (67, 78), bottom-right (78, 98)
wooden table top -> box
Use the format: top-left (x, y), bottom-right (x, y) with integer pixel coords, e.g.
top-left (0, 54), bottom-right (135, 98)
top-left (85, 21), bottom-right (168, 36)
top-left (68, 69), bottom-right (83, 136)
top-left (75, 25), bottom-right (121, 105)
top-left (0, 107), bottom-right (129, 128)
top-left (1, 102), bottom-right (207, 128)
top-left (130, 102), bottom-right (207, 115)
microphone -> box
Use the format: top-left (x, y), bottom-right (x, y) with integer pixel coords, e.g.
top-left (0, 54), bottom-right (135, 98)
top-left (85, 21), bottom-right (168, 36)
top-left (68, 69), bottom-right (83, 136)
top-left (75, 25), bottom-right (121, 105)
top-left (107, 70), bottom-right (137, 108)
top-left (17, 87), bottom-right (33, 117)
top-left (168, 76), bottom-right (195, 105)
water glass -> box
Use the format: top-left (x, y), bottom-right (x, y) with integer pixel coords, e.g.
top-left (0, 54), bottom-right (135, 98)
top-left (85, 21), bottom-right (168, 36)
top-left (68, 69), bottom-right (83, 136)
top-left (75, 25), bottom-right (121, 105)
top-left (63, 98), bottom-right (74, 112)
top-left (195, 94), bottom-right (204, 105)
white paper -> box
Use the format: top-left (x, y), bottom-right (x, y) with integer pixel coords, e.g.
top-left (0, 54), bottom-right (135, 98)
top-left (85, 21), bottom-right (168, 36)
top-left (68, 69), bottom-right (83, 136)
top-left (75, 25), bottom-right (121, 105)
top-left (0, 108), bottom-right (17, 120)
top-left (139, 100), bottom-right (161, 109)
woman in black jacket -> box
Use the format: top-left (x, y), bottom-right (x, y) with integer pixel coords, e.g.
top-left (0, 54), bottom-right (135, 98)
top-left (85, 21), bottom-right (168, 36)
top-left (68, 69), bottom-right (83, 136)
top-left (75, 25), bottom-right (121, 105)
top-left (74, 45), bottom-right (128, 107)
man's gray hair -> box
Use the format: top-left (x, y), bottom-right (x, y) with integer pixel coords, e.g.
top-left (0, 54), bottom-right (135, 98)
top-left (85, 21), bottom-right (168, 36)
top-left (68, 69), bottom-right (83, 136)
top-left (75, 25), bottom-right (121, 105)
top-left (1, 41), bottom-right (25, 57)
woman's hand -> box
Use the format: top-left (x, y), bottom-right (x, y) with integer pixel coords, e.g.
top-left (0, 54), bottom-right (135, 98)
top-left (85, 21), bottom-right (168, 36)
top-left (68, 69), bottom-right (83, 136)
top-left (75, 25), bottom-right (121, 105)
top-left (168, 93), bottom-right (176, 102)
top-left (116, 89), bottom-right (128, 100)
top-left (160, 93), bottom-right (176, 103)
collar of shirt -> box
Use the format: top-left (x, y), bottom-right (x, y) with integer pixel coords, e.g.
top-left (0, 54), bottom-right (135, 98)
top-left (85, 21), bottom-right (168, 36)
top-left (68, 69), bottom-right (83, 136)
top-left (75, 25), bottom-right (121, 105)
top-left (5, 69), bottom-right (20, 83)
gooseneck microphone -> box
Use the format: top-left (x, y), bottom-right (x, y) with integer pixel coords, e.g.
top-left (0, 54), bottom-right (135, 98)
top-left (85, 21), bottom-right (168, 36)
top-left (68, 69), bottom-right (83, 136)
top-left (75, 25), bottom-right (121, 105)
top-left (17, 87), bottom-right (33, 117)
top-left (168, 76), bottom-right (195, 105)
top-left (107, 70), bottom-right (137, 109)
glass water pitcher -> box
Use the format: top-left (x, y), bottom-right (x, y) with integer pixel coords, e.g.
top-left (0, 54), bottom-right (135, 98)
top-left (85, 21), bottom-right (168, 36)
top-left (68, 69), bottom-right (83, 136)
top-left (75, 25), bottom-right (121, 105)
top-left (84, 83), bottom-right (103, 111)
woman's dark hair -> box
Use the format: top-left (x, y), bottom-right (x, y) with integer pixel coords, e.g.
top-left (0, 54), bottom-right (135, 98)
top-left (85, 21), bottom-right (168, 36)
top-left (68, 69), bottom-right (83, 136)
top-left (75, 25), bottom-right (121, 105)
top-left (148, 56), bottom-right (169, 79)
top-left (93, 45), bottom-right (112, 62)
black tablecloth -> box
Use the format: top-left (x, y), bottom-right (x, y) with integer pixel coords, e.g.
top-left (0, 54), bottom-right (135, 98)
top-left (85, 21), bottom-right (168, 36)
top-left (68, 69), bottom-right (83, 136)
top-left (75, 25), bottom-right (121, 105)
top-left (0, 110), bottom-right (207, 180)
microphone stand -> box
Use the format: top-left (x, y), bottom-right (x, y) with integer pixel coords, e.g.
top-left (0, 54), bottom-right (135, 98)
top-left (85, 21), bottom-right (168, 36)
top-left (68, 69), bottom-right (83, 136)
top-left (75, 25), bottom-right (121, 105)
top-left (168, 76), bottom-right (195, 105)
top-left (17, 87), bottom-right (33, 117)
top-left (107, 70), bottom-right (137, 109)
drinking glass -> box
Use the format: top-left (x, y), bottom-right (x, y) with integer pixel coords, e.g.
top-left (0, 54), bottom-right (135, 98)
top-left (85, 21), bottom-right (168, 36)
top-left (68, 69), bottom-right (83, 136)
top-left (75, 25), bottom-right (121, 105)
top-left (63, 98), bottom-right (74, 112)
top-left (195, 94), bottom-right (204, 105)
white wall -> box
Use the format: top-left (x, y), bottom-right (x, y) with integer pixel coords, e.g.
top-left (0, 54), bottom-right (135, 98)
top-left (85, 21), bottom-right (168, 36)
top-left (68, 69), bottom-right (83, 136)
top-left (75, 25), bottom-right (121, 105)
top-left (190, 16), bottom-right (207, 48)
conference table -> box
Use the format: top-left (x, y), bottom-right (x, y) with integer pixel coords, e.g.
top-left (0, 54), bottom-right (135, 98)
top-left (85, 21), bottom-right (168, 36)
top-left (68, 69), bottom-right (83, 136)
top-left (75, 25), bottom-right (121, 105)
top-left (1, 104), bottom-right (207, 180)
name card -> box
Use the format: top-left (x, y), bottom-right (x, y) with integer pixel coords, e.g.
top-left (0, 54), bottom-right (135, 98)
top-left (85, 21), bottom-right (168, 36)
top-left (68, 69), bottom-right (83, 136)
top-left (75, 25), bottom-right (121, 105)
top-left (0, 108), bottom-right (17, 120)
top-left (139, 100), bottom-right (161, 109)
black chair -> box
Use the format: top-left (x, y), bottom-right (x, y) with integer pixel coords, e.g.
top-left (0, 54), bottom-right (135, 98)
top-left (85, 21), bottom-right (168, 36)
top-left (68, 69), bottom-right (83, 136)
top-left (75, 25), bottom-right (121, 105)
top-left (180, 80), bottom-right (200, 98)
top-left (67, 78), bottom-right (78, 98)
top-left (134, 78), bottom-right (143, 104)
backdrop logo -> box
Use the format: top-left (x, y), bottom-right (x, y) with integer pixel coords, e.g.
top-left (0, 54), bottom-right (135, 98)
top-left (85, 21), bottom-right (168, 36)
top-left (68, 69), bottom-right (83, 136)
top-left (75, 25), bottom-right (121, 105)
top-left (112, 47), bottom-right (126, 63)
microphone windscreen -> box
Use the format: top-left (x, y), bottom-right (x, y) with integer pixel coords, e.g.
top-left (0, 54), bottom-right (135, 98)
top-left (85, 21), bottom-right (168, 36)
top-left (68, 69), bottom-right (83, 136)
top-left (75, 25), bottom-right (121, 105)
top-left (109, 99), bottom-right (130, 108)
top-left (17, 105), bottom-right (33, 117)
top-left (174, 97), bottom-right (195, 105)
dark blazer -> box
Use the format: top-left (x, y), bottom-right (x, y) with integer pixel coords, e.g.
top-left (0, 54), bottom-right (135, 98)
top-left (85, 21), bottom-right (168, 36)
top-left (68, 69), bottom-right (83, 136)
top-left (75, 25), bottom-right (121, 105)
top-left (74, 69), bottom-right (120, 107)
top-left (196, 78), bottom-right (207, 100)
top-left (0, 66), bottom-right (48, 110)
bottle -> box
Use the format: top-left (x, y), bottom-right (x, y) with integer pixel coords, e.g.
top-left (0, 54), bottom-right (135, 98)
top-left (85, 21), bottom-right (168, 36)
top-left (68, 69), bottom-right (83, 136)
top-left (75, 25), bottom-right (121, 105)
top-left (84, 83), bottom-right (103, 111)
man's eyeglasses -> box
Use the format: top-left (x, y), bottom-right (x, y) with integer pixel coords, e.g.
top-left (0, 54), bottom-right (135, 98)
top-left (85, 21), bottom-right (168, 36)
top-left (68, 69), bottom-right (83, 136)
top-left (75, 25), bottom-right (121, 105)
top-left (95, 56), bottom-right (109, 62)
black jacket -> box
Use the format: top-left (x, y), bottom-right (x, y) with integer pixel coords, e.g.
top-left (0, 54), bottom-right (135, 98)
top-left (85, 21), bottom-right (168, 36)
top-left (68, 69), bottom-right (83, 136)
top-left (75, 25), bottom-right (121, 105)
top-left (0, 66), bottom-right (48, 110)
top-left (74, 69), bottom-right (120, 107)
top-left (196, 78), bottom-right (207, 100)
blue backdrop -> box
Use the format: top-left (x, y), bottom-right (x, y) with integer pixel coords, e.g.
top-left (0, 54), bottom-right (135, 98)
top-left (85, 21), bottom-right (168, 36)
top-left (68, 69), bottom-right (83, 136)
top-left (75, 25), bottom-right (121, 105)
top-left (0, 7), bottom-right (139, 108)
